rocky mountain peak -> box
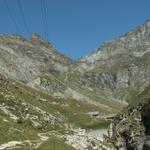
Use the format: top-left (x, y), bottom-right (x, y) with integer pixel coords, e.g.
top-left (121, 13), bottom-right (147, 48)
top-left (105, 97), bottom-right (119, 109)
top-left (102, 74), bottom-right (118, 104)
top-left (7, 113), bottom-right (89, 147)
top-left (79, 20), bottom-right (150, 65)
top-left (143, 19), bottom-right (150, 27)
top-left (119, 19), bottom-right (150, 48)
top-left (139, 19), bottom-right (150, 32)
top-left (30, 32), bottom-right (52, 48)
top-left (31, 32), bottom-right (43, 41)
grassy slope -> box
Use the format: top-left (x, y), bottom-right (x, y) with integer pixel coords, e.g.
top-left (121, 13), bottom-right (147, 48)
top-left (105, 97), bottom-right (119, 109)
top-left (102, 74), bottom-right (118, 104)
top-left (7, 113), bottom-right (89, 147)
top-left (37, 138), bottom-right (76, 150)
top-left (0, 74), bottom-right (122, 149)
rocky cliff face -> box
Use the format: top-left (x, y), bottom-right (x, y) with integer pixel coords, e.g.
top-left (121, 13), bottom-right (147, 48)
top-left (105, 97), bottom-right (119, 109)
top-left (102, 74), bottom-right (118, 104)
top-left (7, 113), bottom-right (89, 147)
top-left (0, 33), bottom-right (72, 83)
top-left (0, 33), bottom-right (85, 102)
top-left (78, 20), bottom-right (150, 102)
top-left (104, 87), bottom-right (150, 150)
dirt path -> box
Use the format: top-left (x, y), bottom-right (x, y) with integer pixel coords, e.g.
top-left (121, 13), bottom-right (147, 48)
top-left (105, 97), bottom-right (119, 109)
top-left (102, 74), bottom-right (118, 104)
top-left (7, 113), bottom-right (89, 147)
top-left (0, 133), bottom-right (49, 150)
top-left (0, 141), bottom-right (23, 150)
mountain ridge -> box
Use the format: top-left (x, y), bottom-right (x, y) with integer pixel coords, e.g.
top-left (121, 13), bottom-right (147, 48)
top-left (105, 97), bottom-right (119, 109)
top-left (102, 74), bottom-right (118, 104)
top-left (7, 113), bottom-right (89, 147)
top-left (0, 20), bottom-right (150, 103)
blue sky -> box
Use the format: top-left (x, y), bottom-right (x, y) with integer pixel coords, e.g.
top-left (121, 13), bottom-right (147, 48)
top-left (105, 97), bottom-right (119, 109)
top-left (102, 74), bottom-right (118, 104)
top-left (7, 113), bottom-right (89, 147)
top-left (0, 0), bottom-right (150, 59)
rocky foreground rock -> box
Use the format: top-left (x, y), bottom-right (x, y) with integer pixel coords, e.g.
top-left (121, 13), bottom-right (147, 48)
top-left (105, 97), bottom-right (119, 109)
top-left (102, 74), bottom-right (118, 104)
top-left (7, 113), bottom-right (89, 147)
top-left (104, 93), bottom-right (150, 150)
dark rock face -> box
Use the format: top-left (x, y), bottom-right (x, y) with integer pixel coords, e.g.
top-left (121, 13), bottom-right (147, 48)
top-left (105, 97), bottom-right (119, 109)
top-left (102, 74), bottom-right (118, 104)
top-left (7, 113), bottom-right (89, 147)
top-left (105, 98), bottom-right (150, 150)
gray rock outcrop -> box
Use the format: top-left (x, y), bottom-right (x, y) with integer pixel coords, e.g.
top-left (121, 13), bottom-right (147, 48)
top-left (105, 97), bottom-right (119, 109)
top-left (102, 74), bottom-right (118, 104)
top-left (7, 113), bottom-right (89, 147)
top-left (104, 97), bottom-right (150, 150)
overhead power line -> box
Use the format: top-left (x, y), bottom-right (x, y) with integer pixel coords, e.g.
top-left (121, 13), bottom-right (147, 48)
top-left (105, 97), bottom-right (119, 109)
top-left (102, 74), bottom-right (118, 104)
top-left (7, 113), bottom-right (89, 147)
top-left (40, 0), bottom-right (46, 39)
top-left (43, 0), bottom-right (49, 39)
top-left (17, 0), bottom-right (30, 36)
top-left (4, 0), bottom-right (20, 33)
top-left (40, 0), bottom-right (49, 40)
